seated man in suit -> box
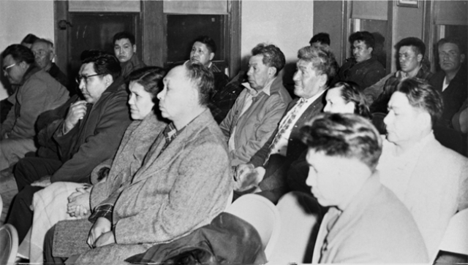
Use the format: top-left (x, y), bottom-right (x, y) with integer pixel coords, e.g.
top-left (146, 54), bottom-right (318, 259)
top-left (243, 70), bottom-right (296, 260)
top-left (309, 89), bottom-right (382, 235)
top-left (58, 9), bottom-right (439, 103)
top-left (304, 113), bottom-right (428, 263)
top-left (378, 78), bottom-right (468, 260)
top-left (43, 62), bottom-right (233, 264)
top-left (337, 31), bottom-right (385, 91)
top-left (189, 36), bottom-right (237, 124)
top-left (366, 37), bottom-right (432, 108)
top-left (429, 37), bottom-right (467, 128)
top-left (0, 44), bottom-right (69, 171)
top-left (235, 45), bottom-right (337, 203)
top-left (31, 38), bottom-right (69, 88)
top-left (113, 31), bottom-right (146, 78)
top-left (220, 43), bottom-right (291, 167)
top-left (6, 54), bottom-right (132, 243)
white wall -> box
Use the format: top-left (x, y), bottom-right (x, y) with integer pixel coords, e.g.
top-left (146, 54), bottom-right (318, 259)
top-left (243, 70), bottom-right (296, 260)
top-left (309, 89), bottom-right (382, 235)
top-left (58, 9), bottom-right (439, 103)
top-left (0, 0), bottom-right (54, 100)
top-left (241, 0), bottom-right (314, 65)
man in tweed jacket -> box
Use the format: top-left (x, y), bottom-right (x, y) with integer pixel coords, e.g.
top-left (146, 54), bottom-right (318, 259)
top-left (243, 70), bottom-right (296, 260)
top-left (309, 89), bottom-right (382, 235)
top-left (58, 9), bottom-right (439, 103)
top-left (44, 63), bottom-right (233, 264)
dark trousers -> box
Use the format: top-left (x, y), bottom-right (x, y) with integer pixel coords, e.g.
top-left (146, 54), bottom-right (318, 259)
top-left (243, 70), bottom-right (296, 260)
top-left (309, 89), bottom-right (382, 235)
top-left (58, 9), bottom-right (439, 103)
top-left (14, 156), bottom-right (63, 191)
top-left (6, 156), bottom-right (62, 243)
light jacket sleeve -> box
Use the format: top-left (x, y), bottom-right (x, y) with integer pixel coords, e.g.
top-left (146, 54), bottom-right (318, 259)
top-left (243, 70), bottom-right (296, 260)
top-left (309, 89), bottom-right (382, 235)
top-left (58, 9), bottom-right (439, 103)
top-left (232, 94), bottom-right (288, 165)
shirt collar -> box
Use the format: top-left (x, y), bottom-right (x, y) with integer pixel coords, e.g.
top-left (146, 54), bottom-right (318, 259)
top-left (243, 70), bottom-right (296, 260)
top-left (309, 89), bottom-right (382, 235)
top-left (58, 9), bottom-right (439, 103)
top-left (242, 77), bottom-right (274, 97)
top-left (301, 89), bottom-right (326, 104)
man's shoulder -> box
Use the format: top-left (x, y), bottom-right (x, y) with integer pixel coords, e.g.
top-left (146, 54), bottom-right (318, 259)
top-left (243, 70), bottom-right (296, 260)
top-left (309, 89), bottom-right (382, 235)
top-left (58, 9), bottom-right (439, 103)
top-left (424, 137), bottom-right (468, 165)
top-left (185, 111), bottom-right (228, 152)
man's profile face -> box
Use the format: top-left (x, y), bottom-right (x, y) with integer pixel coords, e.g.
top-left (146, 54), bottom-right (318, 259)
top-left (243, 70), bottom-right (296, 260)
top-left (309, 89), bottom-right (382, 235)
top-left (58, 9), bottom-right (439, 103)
top-left (157, 66), bottom-right (197, 122)
top-left (398, 46), bottom-right (422, 74)
top-left (190, 42), bottom-right (214, 67)
top-left (293, 59), bottom-right (324, 99)
top-left (306, 149), bottom-right (348, 207)
top-left (384, 91), bottom-right (424, 145)
top-left (77, 62), bottom-right (109, 103)
top-left (352, 40), bottom-right (372, 63)
top-left (247, 54), bottom-right (272, 91)
top-left (438, 42), bottom-right (465, 74)
top-left (114, 38), bottom-right (136, 63)
top-left (2, 55), bottom-right (26, 84)
top-left (31, 41), bottom-right (54, 70)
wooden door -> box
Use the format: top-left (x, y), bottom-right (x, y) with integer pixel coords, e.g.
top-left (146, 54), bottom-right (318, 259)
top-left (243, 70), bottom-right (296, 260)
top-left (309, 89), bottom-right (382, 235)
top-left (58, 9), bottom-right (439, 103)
top-left (54, 1), bottom-right (139, 82)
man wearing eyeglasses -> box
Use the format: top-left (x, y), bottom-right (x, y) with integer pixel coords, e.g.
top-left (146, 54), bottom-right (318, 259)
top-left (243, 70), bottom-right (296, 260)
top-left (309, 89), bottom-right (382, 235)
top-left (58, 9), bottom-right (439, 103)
top-left (31, 38), bottom-right (69, 89)
top-left (5, 53), bottom-right (132, 243)
top-left (0, 44), bottom-right (69, 171)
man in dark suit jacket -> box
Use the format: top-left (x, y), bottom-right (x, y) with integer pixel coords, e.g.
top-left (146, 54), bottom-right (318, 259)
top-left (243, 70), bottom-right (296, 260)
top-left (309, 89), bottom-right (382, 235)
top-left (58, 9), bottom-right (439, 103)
top-left (235, 45), bottom-right (337, 203)
top-left (429, 37), bottom-right (467, 128)
top-left (6, 54), bottom-right (131, 242)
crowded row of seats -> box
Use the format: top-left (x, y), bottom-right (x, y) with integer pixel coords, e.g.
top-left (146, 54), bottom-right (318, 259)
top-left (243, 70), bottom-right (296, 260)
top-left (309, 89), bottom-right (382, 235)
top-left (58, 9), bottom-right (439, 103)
top-left (0, 29), bottom-right (467, 264)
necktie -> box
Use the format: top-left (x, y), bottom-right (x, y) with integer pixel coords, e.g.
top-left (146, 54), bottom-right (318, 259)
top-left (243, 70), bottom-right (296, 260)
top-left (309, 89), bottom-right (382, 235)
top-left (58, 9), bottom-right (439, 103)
top-left (320, 207), bottom-right (342, 261)
top-left (265, 98), bottom-right (306, 161)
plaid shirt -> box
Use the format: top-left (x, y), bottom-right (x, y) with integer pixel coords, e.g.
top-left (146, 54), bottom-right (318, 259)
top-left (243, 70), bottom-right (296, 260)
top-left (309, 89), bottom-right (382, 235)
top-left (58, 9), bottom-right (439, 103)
top-left (370, 65), bottom-right (433, 113)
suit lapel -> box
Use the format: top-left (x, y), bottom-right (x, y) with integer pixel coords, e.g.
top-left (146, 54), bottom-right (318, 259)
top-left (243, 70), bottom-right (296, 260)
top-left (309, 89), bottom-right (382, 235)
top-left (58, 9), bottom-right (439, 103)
top-left (131, 110), bottom-right (211, 183)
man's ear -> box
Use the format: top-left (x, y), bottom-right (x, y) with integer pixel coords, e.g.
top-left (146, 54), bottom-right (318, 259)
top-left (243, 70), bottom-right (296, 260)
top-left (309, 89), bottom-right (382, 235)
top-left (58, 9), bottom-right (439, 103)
top-left (460, 54), bottom-right (465, 64)
top-left (417, 110), bottom-right (432, 129)
top-left (19, 60), bottom-right (28, 69)
top-left (133, 45), bottom-right (137, 53)
top-left (209, 52), bottom-right (215, 61)
top-left (417, 53), bottom-right (423, 63)
top-left (104, 74), bottom-right (114, 87)
top-left (268, 66), bottom-right (277, 78)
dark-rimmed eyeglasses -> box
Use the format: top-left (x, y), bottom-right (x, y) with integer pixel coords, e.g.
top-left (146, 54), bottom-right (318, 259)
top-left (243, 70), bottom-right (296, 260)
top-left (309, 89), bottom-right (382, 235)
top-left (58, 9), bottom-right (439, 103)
top-left (76, 73), bottom-right (102, 84)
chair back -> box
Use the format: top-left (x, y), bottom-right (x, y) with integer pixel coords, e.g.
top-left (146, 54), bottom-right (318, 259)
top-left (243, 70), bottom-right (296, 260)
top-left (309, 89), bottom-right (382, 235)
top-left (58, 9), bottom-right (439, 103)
top-left (269, 192), bottom-right (322, 264)
top-left (438, 209), bottom-right (468, 256)
top-left (225, 194), bottom-right (280, 259)
top-left (0, 195), bottom-right (3, 221)
top-left (0, 224), bottom-right (19, 264)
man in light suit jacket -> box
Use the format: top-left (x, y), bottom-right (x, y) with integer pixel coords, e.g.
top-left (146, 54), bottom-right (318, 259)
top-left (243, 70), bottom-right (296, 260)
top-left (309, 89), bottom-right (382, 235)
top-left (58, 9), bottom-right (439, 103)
top-left (235, 45), bottom-right (337, 203)
top-left (44, 63), bottom-right (233, 264)
top-left (378, 78), bottom-right (468, 260)
top-left (304, 113), bottom-right (428, 263)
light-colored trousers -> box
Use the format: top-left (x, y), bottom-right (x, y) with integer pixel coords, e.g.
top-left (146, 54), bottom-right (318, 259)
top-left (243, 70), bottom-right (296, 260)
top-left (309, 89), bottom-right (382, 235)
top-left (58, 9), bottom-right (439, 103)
top-left (0, 138), bottom-right (36, 171)
top-left (18, 182), bottom-right (87, 263)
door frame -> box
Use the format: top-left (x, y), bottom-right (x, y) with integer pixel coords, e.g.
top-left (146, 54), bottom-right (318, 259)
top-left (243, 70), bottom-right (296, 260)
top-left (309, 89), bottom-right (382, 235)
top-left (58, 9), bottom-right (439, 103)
top-left (55, 0), bottom-right (242, 78)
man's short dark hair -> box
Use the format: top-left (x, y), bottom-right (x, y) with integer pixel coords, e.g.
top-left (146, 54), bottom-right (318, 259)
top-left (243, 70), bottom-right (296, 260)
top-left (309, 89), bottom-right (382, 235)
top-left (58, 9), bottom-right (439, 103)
top-left (2, 44), bottom-right (35, 64)
top-left (349, 31), bottom-right (375, 49)
top-left (184, 62), bottom-right (214, 106)
top-left (437, 37), bottom-right (466, 55)
top-left (192, 36), bottom-right (217, 54)
top-left (251, 43), bottom-right (286, 76)
top-left (82, 53), bottom-right (122, 81)
top-left (21, 33), bottom-right (39, 46)
top-left (113, 31), bottom-right (136, 45)
top-left (297, 46), bottom-right (338, 86)
top-left (301, 113), bottom-right (382, 170)
top-left (395, 78), bottom-right (443, 127)
top-left (395, 37), bottom-right (426, 56)
top-left (310, 32), bottom-right (330, 46)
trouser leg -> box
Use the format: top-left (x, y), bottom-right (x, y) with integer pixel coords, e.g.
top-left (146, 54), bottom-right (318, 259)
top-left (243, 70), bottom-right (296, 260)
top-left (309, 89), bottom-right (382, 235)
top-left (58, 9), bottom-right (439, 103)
top-left (6, 185), bottom-right (43, 243)
top-left (14, 157), bottom-right (62, 191)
